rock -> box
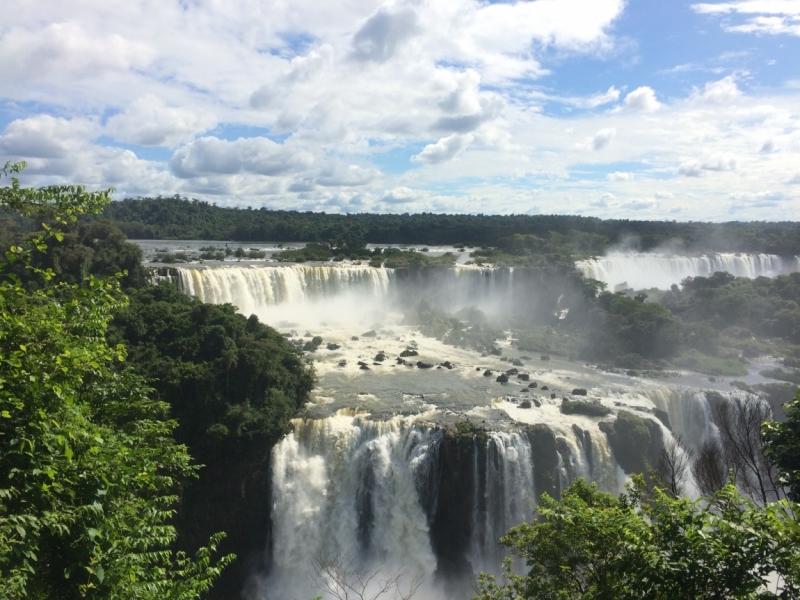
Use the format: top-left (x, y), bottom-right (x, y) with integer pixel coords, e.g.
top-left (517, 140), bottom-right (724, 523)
top-left (361, 330), bottom-right (377, 337)
top-left (550, 393), bottom-right (556, 399)
top-left (561, 398), bottom-right (611, 417)
top-left (599, 411), bottom-right (664, 475)
top-left (519, 400), bottom-right (532, 409)
top-left (281, 332), bottom-right (293, 338)
top-left (374, 352), bottom-right (386, 362)
top-left (540, 355), bottom-right (550, 361)
top-left (490, 348), bottom-right (502, 356)
top-left (441, 361), bottom-right (455, 369)
top-left (517, 373), bottom-right (530, 381)
top-left (571, 388), bottom-right (588, 396)
top-left (326, 343), bottom-right (341, 350)
top-left (483, 370), bottom-right (493, 377)
top-left (338, 360), bottom-right (347, 367)
top-left (311, 336), bottom-right (323, 347)
top-left (397, 357), bottom-right (406, 365)
top-left (505, 368), bottom-right (519, 376)
top-left (360, 364), bottom-right (370, 370)
top-left (302, 341), bottom-right (316, 352)
top-left (533, 399), bottom-right (541, 407)
top-left (512, 359), bottom-right (524, 367)
top-left (541, 385), bottom-right (548, 391)
top-left (351, 336), bottom-right (359, 341)
top-left (304, 331), bottom-right (312, 337)
top-left (520, 356), bottom-right (531, 360)
top-left (357, 361), bottom-right (368, 367)
top-left (400, 348), bottom-right (419, 357)
top-left (528, 382), bottom-right (538, 388)
top-left (417, 361), bottom-right (434, 369)
top-left (496, 374), bottom-right (509, 383)
top-left (476, 367), bottom-right (482, 371)
top-left (525, 424), bottom-right (561, 500)
top-left (654, 408), bottom-right (672, 430)
top-left (500, 357), bottom-right (509, 362)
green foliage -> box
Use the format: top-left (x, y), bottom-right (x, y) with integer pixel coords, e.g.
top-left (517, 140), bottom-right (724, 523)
top-left (403, 300), bottom-right (504, 353)
top-left (0, 163), bottom-right (232, 598)
top-left (476, 477), bottom-right (800, 600)
top-left (671, 349), bottom-right (748, 376)
top-left (763, 390), bottom-right (800, 502)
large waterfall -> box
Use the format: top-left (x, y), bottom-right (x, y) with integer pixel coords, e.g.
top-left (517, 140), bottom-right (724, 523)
top-left (575, 252), bottom-right (799, 290)
top-left (153, 261), bottom-right (754, 599)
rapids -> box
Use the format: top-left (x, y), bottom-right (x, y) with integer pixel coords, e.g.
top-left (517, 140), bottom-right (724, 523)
top-left (141, 254), bottom-right (780, 599)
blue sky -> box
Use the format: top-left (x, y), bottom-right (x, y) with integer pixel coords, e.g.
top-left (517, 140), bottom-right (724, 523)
top-left (1, 0), bottom-right (799, 220)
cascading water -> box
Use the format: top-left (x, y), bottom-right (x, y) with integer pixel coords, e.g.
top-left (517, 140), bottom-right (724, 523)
top-left (575, 252), bottom-right (798, 290)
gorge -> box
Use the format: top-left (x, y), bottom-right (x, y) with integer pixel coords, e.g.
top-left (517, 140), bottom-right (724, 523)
top-left (145, 250), bottom-right (793, 600)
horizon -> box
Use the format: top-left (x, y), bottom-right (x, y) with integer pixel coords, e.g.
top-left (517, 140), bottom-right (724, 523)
top-left (1, 0), bottom-right (800, 221)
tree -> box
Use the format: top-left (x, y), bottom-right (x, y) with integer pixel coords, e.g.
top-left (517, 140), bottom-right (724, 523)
top-left (764, 389), bottom-right (800, 502)
top-left (475, 477), bottom-right (800, 600)
top-left (0, 162), bottom-right (232, 598)
top-left (653, 436), bottom-right (692, 499)
top-left (309, 551), bottom-right (423, 600)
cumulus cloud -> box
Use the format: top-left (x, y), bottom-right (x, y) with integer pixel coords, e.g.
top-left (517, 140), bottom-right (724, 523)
top-left (591, 128), bottom-right (616, 150)
top-left (693, 75), bottom-right (743, 103)
top-left (106, 96), bottom-right (218, 147)
top-left (678, 154), bottom-right (738, 176)
top-left (622, 198), bottom-right (658, 210)
top-left (169, 137), bottom-right (314, 178)
top-left (0, 115), bottom-right (97, 159)
top-left (786, 173), bottom-right (800, 184)
top-left (412, 134), bottom-right (474, 164)
top-left (607, 171), bottom-right (634, 181)
top-left (351, 7), bottom-right (419, 62)
top-left (623, 86), bottom-right (661, 111)
top-left (0, 22), bottom-right (154, 83)
top-left (759, 138), bottom-right (778, 153)
top-left (728, 190), bottom-right (788, 211)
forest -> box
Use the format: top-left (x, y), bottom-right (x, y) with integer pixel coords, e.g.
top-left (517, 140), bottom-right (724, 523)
top-left (97, 195), bottom-right (800, 255)
top-left (1, 170), bottom-right (799, 599)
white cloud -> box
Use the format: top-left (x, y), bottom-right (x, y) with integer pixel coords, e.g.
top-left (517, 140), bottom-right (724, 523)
top-left (692, 1), bottom-right (800, 36)
top-left (106, 96), bottom-right (218, 147)
top-left (607, 171), bottom-right (634, 181)
top-left (623, 86), bottom-right (661, 111)
top-left (760, 138), bottom-right (778, 152)
top-left (621, 198), bottom-right (658, 210)
top-left (351, 6), bottom-right (419, 62)
top-left (728, 190), bottom-right (788, 211)
top-left (412, 134), bottom-right (474, 164)
top-left (678, 154), bottom-right (738, 176)
top-left (0, 115), bottom-right (98, 159)
top-left (694, 76), bottom-right (743, 103)
top-left (591, 128), bottom-right (616, 150)
top-left (786, 173), bottom-right (800, 184)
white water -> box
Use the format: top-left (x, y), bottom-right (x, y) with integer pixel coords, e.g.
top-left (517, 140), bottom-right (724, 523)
top-left (161, 262), bottom-right (750, 598)
top-left (575, 252), bottom-right (799, 290)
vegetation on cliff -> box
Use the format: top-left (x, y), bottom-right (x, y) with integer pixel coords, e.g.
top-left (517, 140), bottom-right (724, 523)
top-left (0, 163), bottom-right (231, 598)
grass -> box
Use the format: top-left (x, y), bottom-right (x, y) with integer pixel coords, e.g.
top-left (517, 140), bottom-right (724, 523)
top-left (671, 349), bottom-right (748, 377)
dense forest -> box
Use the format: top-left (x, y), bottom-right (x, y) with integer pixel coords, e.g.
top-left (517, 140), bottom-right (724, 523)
top-left (97, 196), bottom-right (800, 255)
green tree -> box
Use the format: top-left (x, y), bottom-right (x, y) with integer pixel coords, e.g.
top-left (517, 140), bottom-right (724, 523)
top-left (0, 162), bottom-right (232, 598)
top-left (476, 478), bottom-right (800, 600)
top-left (764, 389), bottom-right (800, 502)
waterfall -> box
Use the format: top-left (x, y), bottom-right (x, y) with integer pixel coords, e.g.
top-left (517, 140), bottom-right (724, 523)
top-left (645, 388), bottom-right (719, 453)
top-left (264, 410), bottom-right (441, 600)
top-left (575, 253), bottom-right (797, 290)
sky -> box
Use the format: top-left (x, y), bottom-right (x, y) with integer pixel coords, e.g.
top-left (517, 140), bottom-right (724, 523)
top-left (1, 0), bottom-right (799, 221)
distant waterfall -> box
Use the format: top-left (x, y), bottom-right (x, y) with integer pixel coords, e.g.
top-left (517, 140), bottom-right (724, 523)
top-left (575, 253), bottom-right (798, 290)
top-left (171, 265), bottom-right (394, 317)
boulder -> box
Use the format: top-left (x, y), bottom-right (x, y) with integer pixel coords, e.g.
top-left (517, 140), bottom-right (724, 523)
top-left (490, 348), bottom-right (502, 356)
top-left (441, 361), bottom-right (455, 369)
top-left (496, 374), bottom-right (509, 383)
top-left (360, 364), bottom-right (370, 370)
top-left (311, 336), bottom-right (323, 347)
top-left (374, 352), bottom-right (386, 362)
top-left (505, 368), bottom-right (519, 376)
top-left (483, 370), bottom-right (493, 377)
top-left (533, 399), bottom-right (541, 407)
top-left (512, 359), bottom-right (524, 367)
top-left (528, 382), bottom-right (538, 388)
top-left (550, 393), bottom-right (556, 399)
top-left (519, 400), bottom-right (532, 409)
top-left (540, 355), bottom-right (550, 361)
top-left (357, 361), bottom-right (368, 367)
top-left (571, 388), bottom-right (588, 396)
top-left (400, 348), bottom-right (419, 357)
top-left (361, 330), bottom-right (377, 337)
top-left (599, 411), bottom-right (664, 475)
top-left (517, 373), bottom-right (530, 381)
top-left (302, 341), bottom-right (316, 352)
top-left (326, 343), bottom-right (341, 351)
top-left (417, 361), bottom-right (434, 369)
top-left (338, 360), bottom-right (347, 367)
top-left (561, 398), bottom-right (611, 417)
top-left (351, 336), bottom-right (359, 341)
top-left (541, 385), bottom-right (548, 391)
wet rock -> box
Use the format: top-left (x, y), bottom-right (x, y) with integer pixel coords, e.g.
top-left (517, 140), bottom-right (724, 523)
top-left (512, 359), bottom-right (524, 367)
top-left (351, 336), bottom-right (359, 341)
top-left (571, 388), bottom-right (588, 396)
top-left (338, 360), bottom-right (347, 367)
top-left (400, 348), bottom-right (419, 357)
top-left (397, 357), bottom-right (406, 365)
top-left (360, 364), bottom-right (370, 370)
top-left (519, 400), bottom-right (532, 409)
top-left (517, 373), bottom-right (530, 381)
top-left (326, 343), bottom-right (341, 350)
top-left (599, 411), bottom-right (664, 475)
top-left (361, 330), bottom-right (377, 337)
top-left (490, 348), bottom-right (502, 356)
top-left (528, 382), bottom-right (538, 388)
top-left (541, 385), bottom-right (548, 391)
top-left (304, 331), bottom-right (312, 337)
top-left (533, 398), bottom-right (541, 407)
top-left (505, 368), bottom-right (519, 376)
top-left (357, 361), bottom-right (368, 367)
top-left (550, 393), bottom-right (556, 399)
top-left (441, 361), bottom-right (455, 369)
top-left (302, 341), bottom-right (316, 352)
top-left (281, 332), bottom-right (293, 338)
top-left (500, 357), bottom-right (509, 362)
top-left (311, 336), bottom-right (323, 347)
top-left (540, 355), bottom-right (550, 361)
top-left (561, 398), bottom-right (611, 417)
top-left (373, 362), bottom-right (381, 366)
top-left (654, 408), bottom-right (672, 431)
top-left (525, 424), bottom-right (561, 500)
top-left (374, 352), bottom-right (386, 362)
top-left (496, 374), bottom-right (509, 383)
top-left (476, 367), bottom-right (482, 371)
top-left (417, 361), bottom-right (434, 369)
top-left (483, 370), bottom-right (493, 377)
top-left (520, 356), bottom-right (531, 360)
